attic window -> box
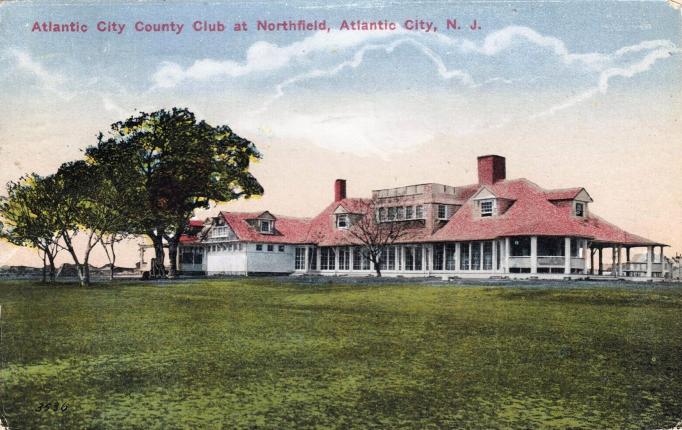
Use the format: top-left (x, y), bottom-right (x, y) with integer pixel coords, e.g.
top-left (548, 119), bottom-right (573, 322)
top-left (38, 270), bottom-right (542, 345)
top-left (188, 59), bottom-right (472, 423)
top-left (336, 214), bottom-right (350, 229)
top-left (575, 202), bottom-right (584, 217)
top-left (480, 200), bottom-right (493, 217)
top-left (260, 220), bottom-right (272, 233)
top-left (437, 204), bottom-right (448, 220)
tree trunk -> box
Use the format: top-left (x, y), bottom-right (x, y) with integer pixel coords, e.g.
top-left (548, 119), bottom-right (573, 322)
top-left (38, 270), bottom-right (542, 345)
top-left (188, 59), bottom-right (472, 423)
top-left (41, 251), bottom-right (47, 284)
top-left (148, 231), bottom-right (166, 278)
top-left (374, 267), bottom-right (382, 277)
top-left (168, 238), bottom-right (179, 278)
top-left (46, 252), bottom-right (56, 283)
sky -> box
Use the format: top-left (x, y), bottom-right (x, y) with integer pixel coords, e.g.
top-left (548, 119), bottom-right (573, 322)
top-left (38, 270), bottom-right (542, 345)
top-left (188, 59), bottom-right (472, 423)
top-left (0, 0), bottom-right (680, 267)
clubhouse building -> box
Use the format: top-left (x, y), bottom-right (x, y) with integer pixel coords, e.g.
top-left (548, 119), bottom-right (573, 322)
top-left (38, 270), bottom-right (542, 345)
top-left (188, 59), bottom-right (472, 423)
top-left (166, 155), bottom-right (669, 280)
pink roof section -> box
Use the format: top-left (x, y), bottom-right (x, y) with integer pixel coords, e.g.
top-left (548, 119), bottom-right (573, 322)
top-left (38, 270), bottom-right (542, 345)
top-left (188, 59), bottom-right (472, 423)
top-left (432, 179), bottom-right (663, 246)
top-left (545, 187), bottom-right (584, 200)
top-left (221, 211), bottom-right (311, 244)
top-left (180, 179), bottom-right (665, 248)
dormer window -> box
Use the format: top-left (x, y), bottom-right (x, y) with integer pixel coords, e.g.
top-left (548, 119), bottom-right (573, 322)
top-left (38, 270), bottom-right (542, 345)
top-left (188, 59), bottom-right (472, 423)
top-left (480, 199), bottom-right (494, 217)
top-left (437, 204), bottom-right (448, 219)
top-left (260, 220), bottom-right (272, 233)
top-left (336, 214), bottom-right (350, 229)
top-left (575, 202), bottom-right (584, 217)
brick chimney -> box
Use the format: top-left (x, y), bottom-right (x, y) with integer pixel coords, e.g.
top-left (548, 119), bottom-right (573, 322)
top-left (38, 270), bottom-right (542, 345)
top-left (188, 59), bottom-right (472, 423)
top-left (334, 179), bottom-right (347, 201)
top-left (477, 155), bottom-right (506, 185)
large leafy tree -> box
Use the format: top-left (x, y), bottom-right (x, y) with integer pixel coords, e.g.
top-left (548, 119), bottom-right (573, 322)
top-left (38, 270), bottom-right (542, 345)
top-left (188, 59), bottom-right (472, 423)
top-left (86, 108), bottom-right (263, 277)
top-left (54, 160), bottom-right (132, 286)
top-left (0, 174), bottom-right (65, 283)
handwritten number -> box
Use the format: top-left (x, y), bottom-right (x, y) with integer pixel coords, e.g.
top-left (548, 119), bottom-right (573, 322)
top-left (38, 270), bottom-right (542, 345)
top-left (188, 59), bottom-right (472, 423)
top-left (35, 401), bottom-right (69, 413)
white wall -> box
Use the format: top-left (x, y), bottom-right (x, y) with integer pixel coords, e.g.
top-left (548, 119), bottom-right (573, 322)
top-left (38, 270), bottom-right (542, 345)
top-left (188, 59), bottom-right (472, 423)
top-left (246, 243), bottom-right (296, 273)
top-left (206, 247), bottom-right (248, 275)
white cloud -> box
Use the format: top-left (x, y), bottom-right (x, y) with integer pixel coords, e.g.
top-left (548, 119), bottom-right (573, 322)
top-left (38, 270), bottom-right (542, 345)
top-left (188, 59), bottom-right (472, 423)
top-left (5, 48), bottom-right (73, 99)
top-left (152, 30), bottom-right (401, 88)
top-left (532, 43), bottom-right (680, 119)
top-left (255, 37), bottom-right (473, 113)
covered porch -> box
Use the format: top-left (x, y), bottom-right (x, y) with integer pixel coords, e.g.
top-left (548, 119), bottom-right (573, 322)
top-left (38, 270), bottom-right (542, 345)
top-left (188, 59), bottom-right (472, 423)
top-left (588, 241), bottom-right (668, 279)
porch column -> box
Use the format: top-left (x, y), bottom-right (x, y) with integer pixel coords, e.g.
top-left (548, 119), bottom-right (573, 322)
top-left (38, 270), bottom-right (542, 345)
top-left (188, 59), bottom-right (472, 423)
top-left (492, 240), bottom-right (498, 273)
top-left (582, 240), bottom-right (589, 274)
top-left (504, 237), bottom-right (510, 274)
top-left (646, 246), bottom-right (653, 277)
top-left (564, 237), bottom-right (571, 275)
top-left (479, 242), bottom-right (484, 271)
top-left (455, 242), bottom-right (461, 271)
top-left (468, 242), bottom-right (472, 271)
top-left (349, 247), bottom-right (354, 273)
top-left (590, 248), bottom-right (595, 275)
top-left (316, 247), bottom-right (322, 272)
top-left (530, 236), bottom-right (538, 274)
top-left (598, 247), bottom-right (603, 275)
top-left (660, 246), bottom-right (666, 278)
top-left (611, 247), bottom-right (616, 277)
top-left (616, 246), bottom-right (622, 277)
top-left (422, 245), bottom-right (428, 273)
top-left (334, 247), bottom-right (340, 274)
top-left (304, 246), bottom-right (309, 272)
top-left (401, 246), bottom-right (406, 272)
top-left (442, 243), bottom-right (447, 270)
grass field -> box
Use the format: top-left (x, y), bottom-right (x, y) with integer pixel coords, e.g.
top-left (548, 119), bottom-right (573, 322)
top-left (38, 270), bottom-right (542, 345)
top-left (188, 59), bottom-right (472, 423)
top-left (0, 279), bottom-right (681, 429)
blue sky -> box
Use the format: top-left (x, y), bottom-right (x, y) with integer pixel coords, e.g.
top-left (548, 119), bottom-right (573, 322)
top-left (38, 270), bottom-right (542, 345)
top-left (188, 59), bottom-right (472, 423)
top-left (0, 0), bottom-right (681, 264)
top-left (1, 1), bottom-right (679, 154)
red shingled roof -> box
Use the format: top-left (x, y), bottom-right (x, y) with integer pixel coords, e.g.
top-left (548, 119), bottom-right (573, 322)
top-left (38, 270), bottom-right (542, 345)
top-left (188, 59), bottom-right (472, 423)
top-left (221, 211), bottom-right (311, 244)
top-left (431, 179), bottom-right (664, 246)
top-left (545, 187), bottom-right (584, 200)
top-left (178, 179), bottom-right (664, 248)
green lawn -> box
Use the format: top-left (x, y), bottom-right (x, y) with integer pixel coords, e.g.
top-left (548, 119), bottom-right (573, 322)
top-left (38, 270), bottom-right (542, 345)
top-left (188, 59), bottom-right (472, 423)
top-left (0, 279), bottom-right (681, 429)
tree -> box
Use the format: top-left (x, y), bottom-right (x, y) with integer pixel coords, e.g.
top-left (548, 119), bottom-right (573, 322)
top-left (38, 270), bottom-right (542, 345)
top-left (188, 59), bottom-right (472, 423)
top-left (344, 199), bottom-right (417, 277)
top-left (85, 108), bottom-right (264, 278)
top-left (54, 160), bottom-right (132, 286)
top-left (0, 174), bottom-right (64, 283)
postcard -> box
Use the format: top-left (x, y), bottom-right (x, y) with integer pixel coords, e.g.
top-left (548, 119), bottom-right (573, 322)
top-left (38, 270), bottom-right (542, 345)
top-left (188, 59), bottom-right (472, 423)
top-left (0, 0), bottom-right (681, 429)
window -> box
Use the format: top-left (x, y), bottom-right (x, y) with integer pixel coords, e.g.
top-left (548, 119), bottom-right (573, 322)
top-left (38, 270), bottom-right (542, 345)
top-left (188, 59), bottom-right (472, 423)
top-left (480, 200), bottom-right (493, 217)
top-left (267, 244), bottom-right (274, 252)
top-left (388, 207), bottom-right (396, 221)
top-left (278, 245), bottom-right (285, 252)
top-left (510, 237), bottom-right (531, 256)
top-left (460, 242), bottom-right (470, 270)
top-left (433, 246), bottom-right (444, 271)
top-left (437, 204), bottom-right (447, 219)
top-left (445, 244), bottom-right (457, 270)
top-left (415, 205), bottom-right (424, 219)
top-left (353, 247), bottom-right (370, 270)
top-left (339, 247), bottom-right (350, 270)
top-left (320, 248), bottom-right (336, 270)
top-left (336, 214), bottom-right (350, 229)
top-left (575, 202), bottom-right (584, 217)
top-left (295, 247), bottom-right (306, 270)
top-left (378, 207), bottom-right (386, 222)
top-left (260, 220), bottom-right (272, 233)
top-left (483, 242), bottom-right (493, 270)
top-left (471, 242), bottom-right (481, 270)
top-left (405, 206), bottom-right (413, 219)
top-left (396, 207), bottom-right (404, 220)
top-left (256, 244), bottom-right (263, 251)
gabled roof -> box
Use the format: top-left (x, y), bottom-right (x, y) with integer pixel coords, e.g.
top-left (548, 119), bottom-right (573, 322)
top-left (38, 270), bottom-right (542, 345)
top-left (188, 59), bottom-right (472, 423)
top-left (220, 211), bottom-right (311, 244)
top-left (432, 179), bottom-right (664, 246)
top-left (306, 198), bottom-right (371, 246)
top-left (545, 187), bottom-right (593, 202)
top-left (306, 198), bottom-right (438, 246)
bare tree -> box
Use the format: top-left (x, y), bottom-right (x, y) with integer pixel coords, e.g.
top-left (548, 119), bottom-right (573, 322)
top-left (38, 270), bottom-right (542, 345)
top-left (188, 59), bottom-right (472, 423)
top-left (343, 199), bottom-right (417, 277)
